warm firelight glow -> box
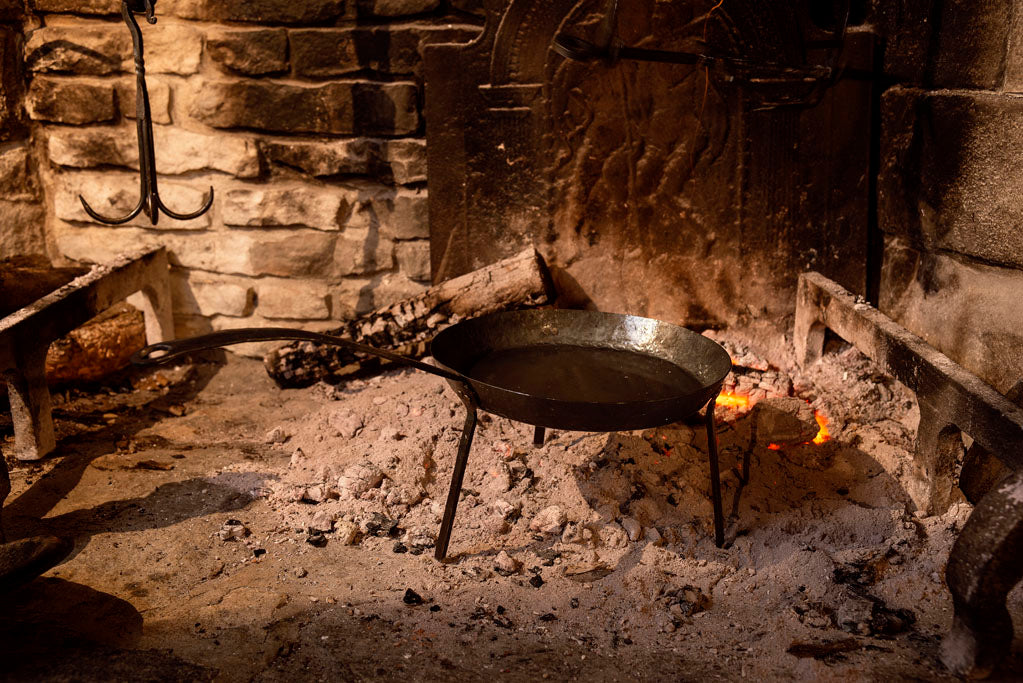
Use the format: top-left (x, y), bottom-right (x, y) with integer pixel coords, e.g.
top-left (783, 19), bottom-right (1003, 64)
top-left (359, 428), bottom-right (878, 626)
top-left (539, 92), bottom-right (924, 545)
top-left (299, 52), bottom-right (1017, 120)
top-left (812, 412), bottom-right (830, 445)
top-left (715, 391), bottom-right (831, 447)
top-left (714, 392), bottom-right (750, 409)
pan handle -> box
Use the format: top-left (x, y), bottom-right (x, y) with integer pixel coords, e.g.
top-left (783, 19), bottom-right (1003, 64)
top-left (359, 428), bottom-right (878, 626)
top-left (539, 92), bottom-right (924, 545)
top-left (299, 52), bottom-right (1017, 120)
top-left (132, 327), bottom-right (467, 385)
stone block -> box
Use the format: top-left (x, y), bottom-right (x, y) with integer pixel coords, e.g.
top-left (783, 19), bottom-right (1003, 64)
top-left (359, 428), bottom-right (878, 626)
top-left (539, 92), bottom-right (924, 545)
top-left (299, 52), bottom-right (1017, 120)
top-left (174, 0), bottom-right (344, 24)
top-left (334, 182), bottom-right (427, 238)
top-left (290, 24), bottom-right (478, 77)
top-left (331, 272), bottom-right (426, 317)
top-left (54, 171), bottom-right (212, 229)
top-left (880, 237), bottom-right (1023, 395)
top-left (259, 137), bottom-right (425, 184)
top-left (0, 142), bottom-right (39, 202)
top-left (117, 76), bottom-right (171, 124)
top-left (223, 185), bottom-right (343, 230)
top-left (256, 278), bottom-right (331, 319)
top-left (386, 139), bottom-right (426, 184)
top-left (24, 22), bottom-right (200, 76)
top-left (48, 126), bottom-right (260, 178)
top-left (356, 0), bottom-right (440, 17)
top-left (30, 0), bottom-right (120, 15)
top-left (25, 25), bottom-right (131, 76)
top-left (0, 201), bottom-right (47, 255)
top-left (191, 80), bottom-right (420, 136)
top-left (1005, 8), bottom-right (1023, 92)
top-left (876, 0), bottom-right (1011, 89)
top-left (207, 28), bottom-right (288, 76)
top-left (333, 228), bottom-right (394, 275)
top-left (879, 87), bottom-right (1023, 269)
top-left (395, 239), bottom-right (430, 281)
top-left (170, 270), bottom-right (254, 317)
top-left (243, 230), bottom-right (338, 278)
top-left (26, 78), bottom-right (115, 124)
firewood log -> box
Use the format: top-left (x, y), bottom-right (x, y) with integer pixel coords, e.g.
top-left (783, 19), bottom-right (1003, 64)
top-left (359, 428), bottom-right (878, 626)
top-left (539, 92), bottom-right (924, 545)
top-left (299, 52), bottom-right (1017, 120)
top-left (264, 248), bottom-right (555, 388)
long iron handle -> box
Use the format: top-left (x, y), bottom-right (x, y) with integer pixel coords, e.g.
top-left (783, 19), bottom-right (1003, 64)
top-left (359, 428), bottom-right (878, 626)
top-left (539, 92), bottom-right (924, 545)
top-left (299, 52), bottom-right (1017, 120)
top-left (132, 327), bottom-right (467, 386)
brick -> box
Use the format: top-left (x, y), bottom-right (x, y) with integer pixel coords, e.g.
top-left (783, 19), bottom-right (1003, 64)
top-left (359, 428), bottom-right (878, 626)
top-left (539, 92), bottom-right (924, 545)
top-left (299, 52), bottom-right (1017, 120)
top-left (259, 137), bottom-right (425, 184)
top-left (333, 228), bottom-right (394, 275)
top-left (0, 142), bottom-right (39, 202)
top-left (395, 239), bottom-right (430, 281)
top-left (174, 0), bottom-right (344, 24)
top-left (879, 87), bottom-right (1023, 269)
top-left (290, 25), bottom-right (478, 77)
top-left (223, 185), bottom-right (343, 230)
top-left (48, 126), bottom-right (260, 178)
top-left (0, 201), bottom-right (46, 255)
top-left (256, 278), bottom-right (331, 319)
top-left (26, 78), bottom-right (115, 124)
top-left (207, 28), bottom-right (288, 76)
top-left (356, 0), bottom-right (440, 18)
top-left (116, 76), bottom-right (171, 124)
top-left (170, 270), bottom-right (254, 317)
top-left (25, 25), bottom-right (131, 76)
top-left (191, 80), bottom-right (420, 136)
top-left (54, 171), bottom-right (212, 229)
top-left (880, 237), bottom-right (1023, 395)
top-left (30, 0), bottom-right (120, 15)
top-left (335, 182), bottom-right (427, 238)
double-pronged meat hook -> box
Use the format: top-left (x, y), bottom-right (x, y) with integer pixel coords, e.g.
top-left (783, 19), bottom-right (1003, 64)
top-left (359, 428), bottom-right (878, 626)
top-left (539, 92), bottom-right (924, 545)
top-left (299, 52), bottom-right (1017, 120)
top-left (79, 0), bottom-right (213, 226)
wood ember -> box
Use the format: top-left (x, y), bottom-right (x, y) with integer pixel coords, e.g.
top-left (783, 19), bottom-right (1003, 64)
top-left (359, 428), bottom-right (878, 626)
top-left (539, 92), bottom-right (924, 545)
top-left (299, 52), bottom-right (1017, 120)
top-left (264, 247), bottom-right (554, 388)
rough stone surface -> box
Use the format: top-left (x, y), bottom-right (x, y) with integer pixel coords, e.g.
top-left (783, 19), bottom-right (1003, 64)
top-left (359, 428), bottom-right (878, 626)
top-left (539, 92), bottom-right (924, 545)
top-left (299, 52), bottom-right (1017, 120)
top-left (0, 200), bottom-right (46, 255)
top-left (53, 171), bottom-right (212, 229)
top-left (0, 142), bottom-right (39, 201)
top-left (357, 0), bottom-right (440, 17)
top-left (24, 23), bottom-right (201, 76)
top-left (879, 87), bottom-right (1023, 270)
top-left (191, 80), bottom-right (420, 136)
top-left (332, 229), bottom-right (394, 276)
top-left (223, 186), bottom-right (343, 230)
top-left (290, 25), bottom-right (477, 77)
top-left (388, 187), bottom-right (428, 237)
top-left (170, 271), bottom-right (254, 317)
top-left (395, 240), bottom-right (430, 282)
top-left (256, 279), bottom-right (331, 320)
top-left (880, 237), bottom-right (1023, 396)
top-left (24, 25), bottom-right (131, 76)
top-left (26, 78), bottom-right (116, 124)
top-left (48, 126), bottom-right (260, 178)
top-left (207, 28), bottom-right (288, 76)
top-left (1007, 7), bottom-right (1023, 92)
top-left (116, 76), bottom-right (171, 124)
top-left (29, 0), bottom-right (120, 14)
top-left (260, 137), bottom-right (426, 185)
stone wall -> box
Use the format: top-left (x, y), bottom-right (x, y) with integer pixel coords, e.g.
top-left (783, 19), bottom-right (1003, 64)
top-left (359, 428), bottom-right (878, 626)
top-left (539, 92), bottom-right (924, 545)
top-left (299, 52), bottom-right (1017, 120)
top-left (875, 0), bottom-right (1023, 394)
top-left (1, 0), bottom-right (480, 350)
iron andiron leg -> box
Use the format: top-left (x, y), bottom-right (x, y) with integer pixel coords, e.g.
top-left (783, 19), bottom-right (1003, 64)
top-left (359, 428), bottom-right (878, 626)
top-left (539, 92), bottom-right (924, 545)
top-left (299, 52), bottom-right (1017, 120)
top-left (705, 397), bottom-right (725, 548)
top-left (434, 387), bottom-right (479, 561)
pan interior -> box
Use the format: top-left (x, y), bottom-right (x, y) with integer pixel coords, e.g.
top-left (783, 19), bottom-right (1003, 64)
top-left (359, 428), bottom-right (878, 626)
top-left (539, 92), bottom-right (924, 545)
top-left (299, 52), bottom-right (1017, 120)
top-left (468, 344), bottom-right (703, 404)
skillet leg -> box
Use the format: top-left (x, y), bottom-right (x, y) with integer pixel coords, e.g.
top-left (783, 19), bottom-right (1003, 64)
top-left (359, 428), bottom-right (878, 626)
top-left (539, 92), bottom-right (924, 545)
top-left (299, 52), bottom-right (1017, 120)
top-left (705, 400), bottom-right (725, 548)
top-left (435, 391), bottom-right (479, 561)
top-left (533, 426), bottom-right (545, 447)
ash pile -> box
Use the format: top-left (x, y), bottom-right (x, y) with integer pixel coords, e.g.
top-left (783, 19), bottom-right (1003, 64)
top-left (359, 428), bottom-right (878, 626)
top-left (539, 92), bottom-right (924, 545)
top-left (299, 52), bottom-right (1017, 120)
top-left (246, 328), bottom-right (968, 663)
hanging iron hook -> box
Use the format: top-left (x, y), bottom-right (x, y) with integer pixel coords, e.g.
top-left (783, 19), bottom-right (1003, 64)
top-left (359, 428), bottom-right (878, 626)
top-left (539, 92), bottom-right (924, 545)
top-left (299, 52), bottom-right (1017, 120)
top-left (79, 0), bottom-right (213, 226)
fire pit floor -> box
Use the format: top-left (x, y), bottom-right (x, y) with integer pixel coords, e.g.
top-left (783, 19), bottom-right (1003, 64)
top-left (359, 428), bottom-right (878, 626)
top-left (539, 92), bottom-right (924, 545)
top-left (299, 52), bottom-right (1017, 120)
top-left (1, 339), bottom-right (1019, 681)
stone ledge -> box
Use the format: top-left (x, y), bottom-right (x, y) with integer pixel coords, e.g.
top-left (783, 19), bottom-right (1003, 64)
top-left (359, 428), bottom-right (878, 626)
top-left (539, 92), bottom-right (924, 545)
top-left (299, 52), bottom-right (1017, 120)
top-left (879, 86), bottom-right (1023, 269)
top-left (191, 79), bottom-right (420, 136)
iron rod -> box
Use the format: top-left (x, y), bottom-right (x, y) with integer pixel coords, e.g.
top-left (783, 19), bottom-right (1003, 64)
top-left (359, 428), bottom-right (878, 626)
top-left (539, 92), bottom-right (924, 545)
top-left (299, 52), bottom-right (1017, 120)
top-left (705, 397), bottom-right (725, 547)
top-left (435, 391), bottom-right (479, 560)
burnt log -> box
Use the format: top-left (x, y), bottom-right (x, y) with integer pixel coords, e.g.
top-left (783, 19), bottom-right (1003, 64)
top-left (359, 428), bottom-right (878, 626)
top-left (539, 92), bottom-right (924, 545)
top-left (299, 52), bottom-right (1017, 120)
top-left (264, 248), bottom-right (554, 388)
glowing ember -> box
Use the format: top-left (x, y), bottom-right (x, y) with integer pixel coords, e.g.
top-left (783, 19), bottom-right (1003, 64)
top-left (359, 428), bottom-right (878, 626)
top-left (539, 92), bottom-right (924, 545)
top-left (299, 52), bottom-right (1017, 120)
top-left (812, 411), bottom-right (830, 444)
top-left (715, 392), bottom-right (750, 409)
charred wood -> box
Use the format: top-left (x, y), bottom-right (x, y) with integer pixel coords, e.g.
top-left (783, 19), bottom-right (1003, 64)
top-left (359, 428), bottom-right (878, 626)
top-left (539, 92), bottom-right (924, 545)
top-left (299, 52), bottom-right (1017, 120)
top-left (264, 248), bottom-right (554, 388)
